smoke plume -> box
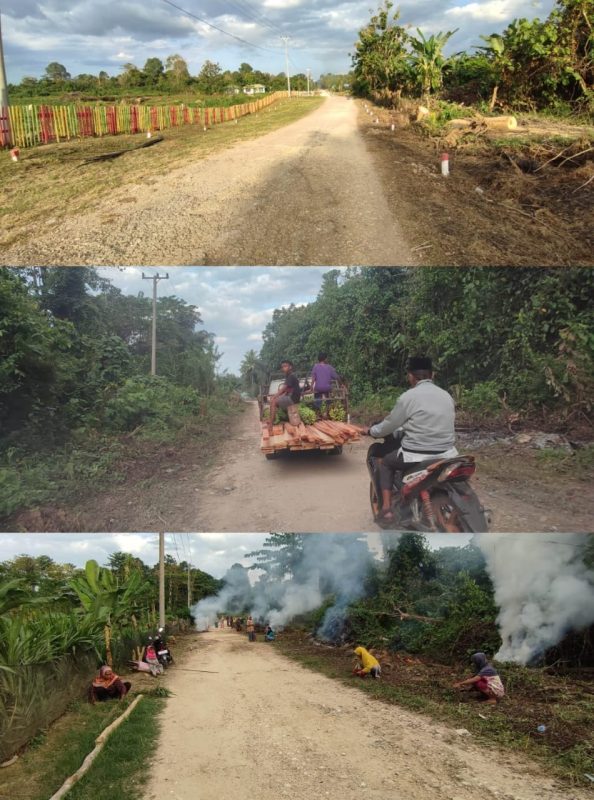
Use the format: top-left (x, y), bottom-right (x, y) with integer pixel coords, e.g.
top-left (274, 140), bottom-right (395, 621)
top-left (192, 535), bottom-right (372, 637)
top-left (477, 534), bottom-right (594, 664)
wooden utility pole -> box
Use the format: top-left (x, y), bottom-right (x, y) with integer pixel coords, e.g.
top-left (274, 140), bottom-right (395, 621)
top-left (187, 562), bottom-right (192, 609)
top-left (159, 532), bottom-right (166, 628)
top-left (0, 13), bottom-right (12, 146)
top-left (141, 272), bottom-right (169, 375)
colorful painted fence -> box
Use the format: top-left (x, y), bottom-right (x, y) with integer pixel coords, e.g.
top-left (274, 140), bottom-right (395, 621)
top-left (0, 91), bottom-right (289, 149)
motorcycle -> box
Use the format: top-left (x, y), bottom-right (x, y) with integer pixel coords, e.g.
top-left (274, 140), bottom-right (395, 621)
top-left (366, 431), bottom-right (489, 532)
top-left (154, 628), bottom-right (174, 668)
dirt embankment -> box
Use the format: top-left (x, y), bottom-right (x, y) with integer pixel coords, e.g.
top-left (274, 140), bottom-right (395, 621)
top-left (147, 629), bottom-right (592, 800)
top-left (360, 103), bottom-right (593, 267)
top-left (6, 402), bottom-right (593, 533)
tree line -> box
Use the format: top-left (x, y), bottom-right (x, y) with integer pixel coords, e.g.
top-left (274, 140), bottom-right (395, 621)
top-left (244, 268), bottom-right (594, 424)
top-left (0, 268), bottom-right (237, 518)
top-left (9, 59), bottom-right (313, 100)
top-left (352, 0), bottom-right (593, 114)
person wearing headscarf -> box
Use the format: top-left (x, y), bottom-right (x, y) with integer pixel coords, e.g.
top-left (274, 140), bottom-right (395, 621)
top-left (265, 625), bottom-right (275, 642)
top-left (89, 666), bottom-right (131, 704)
top-left (453, 652), bottom-right (505, 704)
top-left (144, 638), bottom-right (164, 675)
top-left (353, 646), bottom-right (381, 679)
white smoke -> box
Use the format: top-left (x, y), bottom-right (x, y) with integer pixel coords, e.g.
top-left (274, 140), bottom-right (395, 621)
top-left (192, 535), bottom-right (372, 635)
top-left (477, 534), bottom-right (594, 664)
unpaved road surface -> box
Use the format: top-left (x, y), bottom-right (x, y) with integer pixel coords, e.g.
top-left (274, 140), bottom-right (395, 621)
top-left (13, 402), bottom-right (593, 533)
top-left (2, 96), bottom-right (414, 267)
top-left (148, 630), bottom-right (586, 800)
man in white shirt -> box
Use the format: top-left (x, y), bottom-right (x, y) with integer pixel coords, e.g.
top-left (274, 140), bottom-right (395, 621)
top-left (361, 356), bottom-right (458, 521)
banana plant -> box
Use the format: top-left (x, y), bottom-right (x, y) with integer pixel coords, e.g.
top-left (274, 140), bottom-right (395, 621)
top-left (69, 560), bottom-right (151, 666)
top-left (477, 34), bottom-right (507, 111)
top-left (408, 28), bottom-right (459, 101)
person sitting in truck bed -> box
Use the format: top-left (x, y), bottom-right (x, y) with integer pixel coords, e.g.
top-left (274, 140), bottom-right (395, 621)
top-left (268, 360), bottom-right (301, 433)
top-left (310, 353), bottom-right (341, 415)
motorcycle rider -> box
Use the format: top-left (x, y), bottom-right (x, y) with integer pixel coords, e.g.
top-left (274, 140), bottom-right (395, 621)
top-left (360, 356), bottom-right (458, 522)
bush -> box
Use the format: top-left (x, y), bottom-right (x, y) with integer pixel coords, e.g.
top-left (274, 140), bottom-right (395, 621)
top-left (452, 381), bottom-right (502, 418)
top-left (103, 376), bottom-right (202, 436)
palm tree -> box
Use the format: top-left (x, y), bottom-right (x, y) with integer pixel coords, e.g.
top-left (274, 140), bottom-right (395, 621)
top-left (408, 28), bottom-right (458, 102)
top-left (477, 34), bottom-right (506, 111)
top-left (240, 349), bottom-right (265, 397)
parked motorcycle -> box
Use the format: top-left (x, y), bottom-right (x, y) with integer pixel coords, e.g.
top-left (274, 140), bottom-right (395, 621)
top-left (366, 431), bottom-right (489, 532)
top-left (154, 628), bottom-right (174, 667)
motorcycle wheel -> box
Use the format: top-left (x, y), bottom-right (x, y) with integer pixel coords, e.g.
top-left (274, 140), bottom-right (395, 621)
top-left (430, 490), bottom-right (464, 532)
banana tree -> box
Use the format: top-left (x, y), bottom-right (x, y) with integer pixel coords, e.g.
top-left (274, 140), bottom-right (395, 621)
top-left (477, 34), bottom-right (507, 111)
top-left (408, 28), bottom-right (459, 102)
top-left (69, 560), bottom-right (151, 666)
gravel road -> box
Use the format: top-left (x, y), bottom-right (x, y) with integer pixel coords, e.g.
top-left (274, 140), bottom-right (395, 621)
top-left (148, 629), bottom-right (586, 800)
top-left (3, 96), bottom-right (414, 267)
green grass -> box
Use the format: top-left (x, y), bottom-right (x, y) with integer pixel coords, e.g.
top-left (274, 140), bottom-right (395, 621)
top-left (536, 444), bottom-right (594, 482)
top-left (0, 695), bottom-right (164, 800)
top-left (0, 96), bottom-right (324, 248)
top-left (0, 394), bottom-right (245, 524)
top-left (278, 644), bottom-right (594, 787)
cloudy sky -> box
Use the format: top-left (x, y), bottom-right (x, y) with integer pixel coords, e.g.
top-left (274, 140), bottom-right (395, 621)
top-left (2, 0), bottom-right (553, 84)
top-left (98, 266), bottom-right (339, 374)
top-left (0, 532), bottom-right (473, 575)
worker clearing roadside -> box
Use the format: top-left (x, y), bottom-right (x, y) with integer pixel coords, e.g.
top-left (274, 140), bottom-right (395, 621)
top-left (453, 652), bottom-right (505, 705)
top-left (353, 646), bottom-right (381, 679)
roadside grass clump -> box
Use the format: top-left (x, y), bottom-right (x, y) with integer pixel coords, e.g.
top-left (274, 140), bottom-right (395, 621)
top-left (536, 444), bottom-right (594, 482)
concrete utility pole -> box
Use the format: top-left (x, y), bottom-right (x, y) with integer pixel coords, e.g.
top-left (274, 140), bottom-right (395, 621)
top-left (306, 68), bottom-right (311, 96)
top-left (187, 562), bottom-right (192, 609)
top-left (0, 13), bottom-right (12, 146)
top-left (141, 272), bottom-right (169, 375)
top-left (159, 532), bottom-right (166, 628)
top-left (281, 36), bottom-right (291, 98)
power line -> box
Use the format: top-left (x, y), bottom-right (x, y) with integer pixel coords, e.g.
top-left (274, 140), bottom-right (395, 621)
top-left (222, 0), bottom-right (284, 37)
top-left (161, 0), bottom-right (280, 53)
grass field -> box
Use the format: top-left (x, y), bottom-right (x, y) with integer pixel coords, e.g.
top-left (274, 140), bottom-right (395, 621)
top-left (0, 96), bottom-right (323, 249)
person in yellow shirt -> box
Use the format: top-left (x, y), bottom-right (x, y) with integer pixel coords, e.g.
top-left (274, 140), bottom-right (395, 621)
top-left (353, 646), bottom-right (381, 679)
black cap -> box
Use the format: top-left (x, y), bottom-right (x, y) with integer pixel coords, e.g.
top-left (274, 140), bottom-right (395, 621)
top-left (407, 356), bottom-right (432, 372)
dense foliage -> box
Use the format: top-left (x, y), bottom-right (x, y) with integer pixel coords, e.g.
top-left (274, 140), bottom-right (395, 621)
top-left (8, 58), bottom-right (313, 102)
top-left (0, 268), bottom-right (234, 518)
top-left (255, 267), bottom-right (594, 421)
top-left (0, 551), bottom-right (221, 759)
top-left (352, 0), bottom-right (594, 114)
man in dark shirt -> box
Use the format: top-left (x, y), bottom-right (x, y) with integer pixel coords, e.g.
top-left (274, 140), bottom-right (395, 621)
top-left (268, 359), bottom-right (301, 433)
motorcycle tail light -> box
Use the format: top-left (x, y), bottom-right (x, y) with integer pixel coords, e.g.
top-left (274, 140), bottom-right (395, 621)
top-left (437, 463), bottom-right (476, 482)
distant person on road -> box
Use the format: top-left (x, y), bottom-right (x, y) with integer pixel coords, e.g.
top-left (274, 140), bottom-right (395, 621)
top-left (361, 356), bottom-right (458, 522)
top-left (453, 652), bottom-right (505, 704)
top-left (268, 360), bottom-right (301, 433)
top-left (353, 646), bottom-right (381, 679)
top-left (247, 616), bottom-right (256, 642)
top-left (310, 353), bottom-right (341, 415)
top-left (89, 666), bottom-right (131, 704)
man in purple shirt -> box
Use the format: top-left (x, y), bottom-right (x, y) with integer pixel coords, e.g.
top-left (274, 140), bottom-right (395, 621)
top-left (310, 353), bottom-right (340, 413)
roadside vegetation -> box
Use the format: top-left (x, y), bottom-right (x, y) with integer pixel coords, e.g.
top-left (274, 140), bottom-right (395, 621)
top-left (247, 267), bottom-right (594, 474)
top-left (352, 0), bottom-right (593, 121)
top-left (0, 267), bottom-right (245, 524)
top-left (0, 551), bottom-right (219, 771)
top-left (250, 533), bottom-right (594, 786)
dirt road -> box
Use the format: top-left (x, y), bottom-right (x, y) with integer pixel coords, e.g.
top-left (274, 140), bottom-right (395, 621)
top-left (2, 96), bottom-right (414, 267)
top-left (15, 401), bottom-right (591, 533)
top-left (148, 630), bottom-right (585, 800)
